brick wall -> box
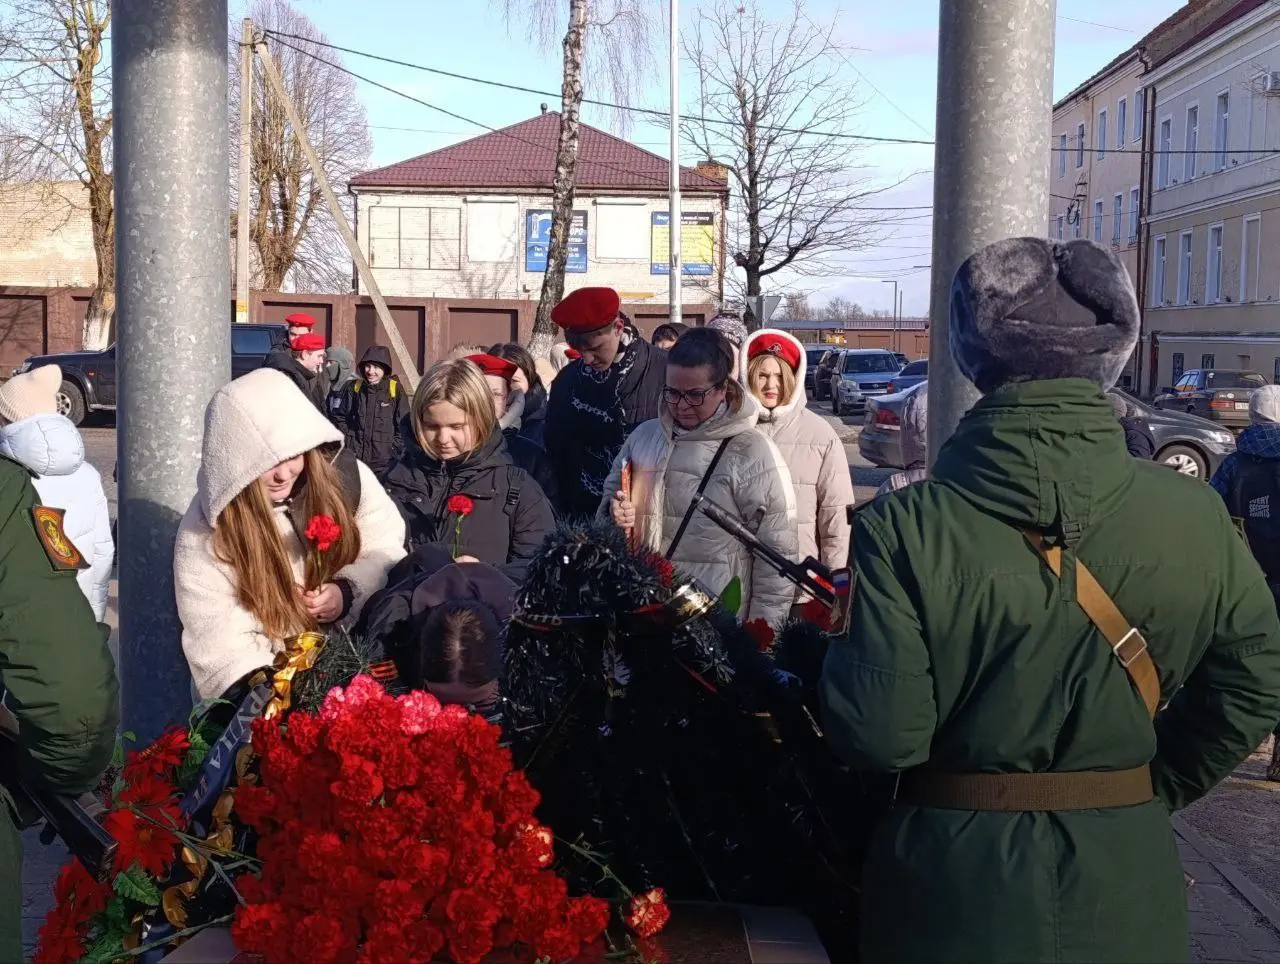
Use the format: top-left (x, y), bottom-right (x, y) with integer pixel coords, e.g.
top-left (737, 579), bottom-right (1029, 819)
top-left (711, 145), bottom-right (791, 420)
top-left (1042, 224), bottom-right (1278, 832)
top-left (0, 286), bottom-right (715, 381)
top-left (0, 182), bottom-right (97, 288)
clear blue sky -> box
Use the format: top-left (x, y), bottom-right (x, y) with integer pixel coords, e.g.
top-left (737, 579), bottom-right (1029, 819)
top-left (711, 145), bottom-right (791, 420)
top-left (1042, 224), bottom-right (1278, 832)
top-left (284, 0), bottom-right (1187, 315)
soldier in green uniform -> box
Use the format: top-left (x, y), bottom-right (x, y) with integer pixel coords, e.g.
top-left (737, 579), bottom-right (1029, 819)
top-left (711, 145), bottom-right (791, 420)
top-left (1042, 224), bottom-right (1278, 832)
top-left (0, 452), bottom-right (119, 961)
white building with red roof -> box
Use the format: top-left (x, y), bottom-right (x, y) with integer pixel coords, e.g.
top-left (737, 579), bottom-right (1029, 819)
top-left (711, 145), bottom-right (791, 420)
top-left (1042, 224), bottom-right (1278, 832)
top-left (349, 110), bottom-right (730, 304)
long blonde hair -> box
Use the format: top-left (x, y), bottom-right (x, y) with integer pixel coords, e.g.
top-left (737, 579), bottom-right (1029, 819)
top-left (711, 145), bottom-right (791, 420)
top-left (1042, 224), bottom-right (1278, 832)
top-left (411, 359), bottom-right (497, 458)
top-left (211, 448), bottom-right (361, 640)
top-left (747, 352), bottom-right (798, 407)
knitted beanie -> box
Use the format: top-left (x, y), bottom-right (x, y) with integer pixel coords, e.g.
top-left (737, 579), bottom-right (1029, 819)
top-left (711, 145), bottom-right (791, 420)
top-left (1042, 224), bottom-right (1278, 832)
top-left (0, 364), bottom-right (61, 424)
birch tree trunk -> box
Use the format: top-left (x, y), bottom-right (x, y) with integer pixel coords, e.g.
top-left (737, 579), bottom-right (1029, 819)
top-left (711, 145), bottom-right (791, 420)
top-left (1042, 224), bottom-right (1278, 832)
top-left (528, 0), bottom-right (587, 360)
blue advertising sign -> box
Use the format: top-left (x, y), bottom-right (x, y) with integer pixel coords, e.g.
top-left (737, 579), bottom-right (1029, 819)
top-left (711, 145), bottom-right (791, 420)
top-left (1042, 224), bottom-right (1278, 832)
top-left (525, 209), bottom-right (588, 273)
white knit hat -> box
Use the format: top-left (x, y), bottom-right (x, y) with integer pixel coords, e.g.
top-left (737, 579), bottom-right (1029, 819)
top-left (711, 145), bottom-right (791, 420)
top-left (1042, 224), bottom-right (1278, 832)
top-left (1250, 384), bottom-right (1280, 424)
top-left (0, 364), bottom-right (61, 424)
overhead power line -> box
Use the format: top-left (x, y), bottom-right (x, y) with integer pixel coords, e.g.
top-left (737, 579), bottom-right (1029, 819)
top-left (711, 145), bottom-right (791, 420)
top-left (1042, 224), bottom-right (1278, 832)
top-left (261, 29), bottom-right (937, 147)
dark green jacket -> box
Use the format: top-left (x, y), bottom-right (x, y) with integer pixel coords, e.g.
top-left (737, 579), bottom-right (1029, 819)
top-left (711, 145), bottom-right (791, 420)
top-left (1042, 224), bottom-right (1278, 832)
top-left (0, 455), bottom-right (118, 961)
top-left (820, 380), bottom-right (1280, 964)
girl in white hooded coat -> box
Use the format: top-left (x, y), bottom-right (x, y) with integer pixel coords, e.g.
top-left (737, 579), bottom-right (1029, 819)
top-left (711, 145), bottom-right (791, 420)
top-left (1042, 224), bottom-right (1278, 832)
top-left (0, 365), bottom-right (113, 621)
top-left (175, 368), bottom-right (407, 700)
top-left (739, 330), bottom-right (854, 587)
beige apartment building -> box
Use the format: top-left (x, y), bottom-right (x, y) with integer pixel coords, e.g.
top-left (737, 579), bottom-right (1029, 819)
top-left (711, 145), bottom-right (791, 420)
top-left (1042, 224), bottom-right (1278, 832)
top-left (1144, 2), bottom-right (1280, 391)
top-left (1050, 51), bottom-right (1146, 388)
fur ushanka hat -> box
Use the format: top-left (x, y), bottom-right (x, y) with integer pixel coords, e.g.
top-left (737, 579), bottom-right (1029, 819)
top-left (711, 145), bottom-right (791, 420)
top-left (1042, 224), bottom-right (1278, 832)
top-left (949, 237), bottom-right (1139, 393)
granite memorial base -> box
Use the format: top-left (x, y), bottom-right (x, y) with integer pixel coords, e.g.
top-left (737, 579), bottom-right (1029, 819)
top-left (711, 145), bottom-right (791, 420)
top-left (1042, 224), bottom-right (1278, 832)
top-left (159, 903), bottom-right (831, 963)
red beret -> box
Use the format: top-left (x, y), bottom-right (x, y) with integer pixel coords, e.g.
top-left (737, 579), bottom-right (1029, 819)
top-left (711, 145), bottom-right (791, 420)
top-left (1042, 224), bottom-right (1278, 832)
top-left (291, 333), bottom-right (326, 352)
top-left (284, 312), bottom-right (317, 329)
top-left (748, 334), bottom-right (801, 372)
top-left (564, 348), bottom-right (582, 360)
top-left (550, 287), bottom-right (621, 332)
top-left (466, 353), bottom-right (518, 380)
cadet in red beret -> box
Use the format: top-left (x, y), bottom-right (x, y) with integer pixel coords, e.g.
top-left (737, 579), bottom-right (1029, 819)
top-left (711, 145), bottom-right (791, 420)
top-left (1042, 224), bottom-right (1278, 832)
top-left (464, 354), bottom-right (558, 504)
top-left (285, 312), bottom-right (318, 335)
top-left (746, 332), bottom-right (802, 372)
top-left (466, 353), bottom-right (518, 382)
top-left (544, 288), bottom-right (669, 518)
top-left (263, 328), bottom-right (331, 413)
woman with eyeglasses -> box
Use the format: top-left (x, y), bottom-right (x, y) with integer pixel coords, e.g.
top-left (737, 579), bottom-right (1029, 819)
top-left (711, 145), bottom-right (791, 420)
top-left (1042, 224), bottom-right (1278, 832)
top-left (601, 327), bottom-right (799, 629)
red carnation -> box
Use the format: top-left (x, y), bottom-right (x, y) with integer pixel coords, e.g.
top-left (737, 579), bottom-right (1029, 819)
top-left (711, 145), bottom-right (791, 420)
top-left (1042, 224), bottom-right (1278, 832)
top-left (121, 726), bottom-right (189, 784)
top-left (624, 887), bottom-right (671, 939)
top-left (305, 514), bottom-right (342, 552)
top-left (447, 494), bottom-right (475, 559)
top-left (743, 617), bottom-right (776, 653)
top-left (798, 597), bottom-right (834, 632)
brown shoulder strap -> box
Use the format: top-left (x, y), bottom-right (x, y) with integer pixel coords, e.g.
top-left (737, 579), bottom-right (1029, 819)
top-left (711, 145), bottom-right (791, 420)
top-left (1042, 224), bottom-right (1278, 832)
top-left (1020, 529), bottom-right (1161, 719)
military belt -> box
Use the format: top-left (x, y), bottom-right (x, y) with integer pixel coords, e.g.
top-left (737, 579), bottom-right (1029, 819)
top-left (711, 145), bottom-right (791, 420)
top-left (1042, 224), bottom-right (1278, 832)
top-left (897, 765), bottom-right (1154, 811)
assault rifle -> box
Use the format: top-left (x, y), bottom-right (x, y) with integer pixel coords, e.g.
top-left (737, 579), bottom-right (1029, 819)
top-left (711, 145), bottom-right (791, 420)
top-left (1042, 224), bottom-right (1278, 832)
top-left (691, 494), bottom-right (854, 634)
top-left (0, 714), bottom-right (117, 881)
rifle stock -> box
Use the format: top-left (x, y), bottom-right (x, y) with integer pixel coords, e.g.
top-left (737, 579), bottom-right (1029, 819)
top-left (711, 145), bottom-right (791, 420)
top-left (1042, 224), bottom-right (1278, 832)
top-left (0, 726), bottom-right (117, 881)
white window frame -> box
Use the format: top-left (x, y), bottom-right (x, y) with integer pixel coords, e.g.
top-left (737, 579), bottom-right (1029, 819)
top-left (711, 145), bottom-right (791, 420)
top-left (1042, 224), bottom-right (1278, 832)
top-left (1112, 193), bottom-right (1124, 243)
top-left (1151, 235), bottom-right (1167, 308)
top-left (1128, 186), bottom-right (1140, 244)
top-left (1093, 199), bottom-right (1104, 242)
top-left (1177, 230), bottom-right (1193, 306)
top-left (1157, 116), bottom-right (1172, 188)
top-left (1213, 88), bottom-right (1230, 172)
top-left (1133, 89), bottom-right (1145, 142)
top-left (1097, 108), bottom-right (1108, 159)
top-left (1117, 97), bottom-right (1127, 149)
top-left (1058, 134), bottom-right (1067, 178)
top-left (1206, 222), bottom-right (1224, 304)
top-left (1076, 122), bottom-right (1086, 169)
top-left (1056, 215), bottom-right (1065, 240)
top-left (1241, 213), bottom-right (1262, 303)
top-left (1184, 103), bottom-right (1199, 181)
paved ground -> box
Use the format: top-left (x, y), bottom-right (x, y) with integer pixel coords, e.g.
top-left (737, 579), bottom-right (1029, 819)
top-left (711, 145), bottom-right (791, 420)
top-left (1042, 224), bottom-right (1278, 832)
top-left (19, 420), bottom-right (1280, 962)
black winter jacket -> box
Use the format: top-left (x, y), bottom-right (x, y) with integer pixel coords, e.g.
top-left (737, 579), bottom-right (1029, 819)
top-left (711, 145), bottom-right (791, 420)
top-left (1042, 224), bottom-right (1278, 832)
top-left (498, 389), bottom-right (558, 507)
top-left (382, 432), bottom-right (555, 584)
top-left (545, 337), bottom-right (667, 519)
top-left (264, 349), bottom-right (330, 413)
top-left (330, 346), bottom-right (408, 475)
top-left (519, 382), bottom-right (549, 449)
top-left (1119, 416), bottom-right (1156, 460)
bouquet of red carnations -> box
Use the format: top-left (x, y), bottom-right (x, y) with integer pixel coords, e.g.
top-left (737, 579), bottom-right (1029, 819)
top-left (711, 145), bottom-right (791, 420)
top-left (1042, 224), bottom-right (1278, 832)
top-left (229, 675), bottom-right (614, 963)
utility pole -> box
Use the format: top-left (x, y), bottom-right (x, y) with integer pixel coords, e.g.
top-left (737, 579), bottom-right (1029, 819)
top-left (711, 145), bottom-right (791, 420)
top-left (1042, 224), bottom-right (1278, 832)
top-left (928, 0), bottom-right (1056, 465)
top-left (114, 0), bottom-right (231, 740)
top-left (668, 0), bottom-right (683, 326)
top-left (882, 279), bottom-right (898, 353)
top-left (235, 18), bottom-right (254, 325)
top-left (897, 288), bottom-right (904, 354)
top-left (256, 40), bottom-right (421, 390)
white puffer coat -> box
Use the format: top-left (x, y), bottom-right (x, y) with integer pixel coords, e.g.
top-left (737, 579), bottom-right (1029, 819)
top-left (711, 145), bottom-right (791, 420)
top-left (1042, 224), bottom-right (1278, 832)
top-left (175, 369), bottom-right (407, 700)
top-left (739, 330), bottom-right (855, 579)
top-left (597, 389), bottom-right (798, 627)
top-left (0, 414), bottom-right (113, 621)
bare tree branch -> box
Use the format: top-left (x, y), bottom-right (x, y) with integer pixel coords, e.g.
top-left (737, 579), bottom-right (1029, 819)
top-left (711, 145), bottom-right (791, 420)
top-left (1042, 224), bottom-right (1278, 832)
top-left (683, 0), bottom-right (905, 329)
top-left (0, 0), bottom-right (114, 348)
top-left (231, 0), bottom-right (372, 293)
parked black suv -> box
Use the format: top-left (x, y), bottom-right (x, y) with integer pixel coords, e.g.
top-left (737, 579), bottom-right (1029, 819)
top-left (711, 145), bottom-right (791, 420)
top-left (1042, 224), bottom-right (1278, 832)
top-left (11, 323), bottom-right (288, 425)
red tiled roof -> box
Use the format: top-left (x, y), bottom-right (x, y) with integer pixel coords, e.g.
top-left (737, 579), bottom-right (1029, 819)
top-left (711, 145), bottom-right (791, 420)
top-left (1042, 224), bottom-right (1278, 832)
top-left (350, 112), bottom-right (728, 194)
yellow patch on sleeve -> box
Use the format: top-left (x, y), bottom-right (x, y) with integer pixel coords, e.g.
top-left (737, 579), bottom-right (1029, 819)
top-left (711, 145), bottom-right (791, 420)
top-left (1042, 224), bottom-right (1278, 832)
top-left (30, 505), bottom-right (89, 572)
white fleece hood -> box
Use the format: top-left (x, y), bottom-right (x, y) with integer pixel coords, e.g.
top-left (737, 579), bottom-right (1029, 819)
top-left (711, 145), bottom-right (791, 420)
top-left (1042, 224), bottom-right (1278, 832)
top-left (0, 413), bottom-right (85, 476)
top-left (738, 329), bottom-right (808, 423)
top-left (198, 368), bottom-right (343, 524)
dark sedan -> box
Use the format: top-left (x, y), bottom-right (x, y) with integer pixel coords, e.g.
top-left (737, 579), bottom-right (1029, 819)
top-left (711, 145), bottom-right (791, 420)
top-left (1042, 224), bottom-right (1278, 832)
top-left (886, 359), bottom-right (927, 395)
top-left (1153, 369), bottom-right (1267, 429)
top-left (803, 346), bottom-right (830, 396)
top-left (1112, 389), bottom-right (1236, 480)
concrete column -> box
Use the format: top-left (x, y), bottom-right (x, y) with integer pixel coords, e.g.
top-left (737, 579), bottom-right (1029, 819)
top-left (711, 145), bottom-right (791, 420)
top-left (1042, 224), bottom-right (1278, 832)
top-left (113, 0), bottom-right (231, 740)
top-left (927, 0), bottom-right (1057, 464)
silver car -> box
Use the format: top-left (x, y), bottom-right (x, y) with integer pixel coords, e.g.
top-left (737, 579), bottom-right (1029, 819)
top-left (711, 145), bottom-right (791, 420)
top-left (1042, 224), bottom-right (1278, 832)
top-left (830, 349), bottom-right (902, 416)
top-left (859, 381), bottom-right (926, 468)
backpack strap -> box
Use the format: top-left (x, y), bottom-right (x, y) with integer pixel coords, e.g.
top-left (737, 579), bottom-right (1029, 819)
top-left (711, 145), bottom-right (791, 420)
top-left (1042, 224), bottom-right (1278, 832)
top-left (1020, 528), bottom-right (1160, 718)
top-left (389, 379), bottom-right (398, 398)
top-left (665, 437), bottom-right (733, 561)
top-left (502, 469), bottom-right (523, 518)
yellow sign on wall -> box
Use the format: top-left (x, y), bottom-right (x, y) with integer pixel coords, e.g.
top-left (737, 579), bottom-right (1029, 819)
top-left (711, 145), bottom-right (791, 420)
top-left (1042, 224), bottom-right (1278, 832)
top-left (650, 212), bottom-right (715, 276)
